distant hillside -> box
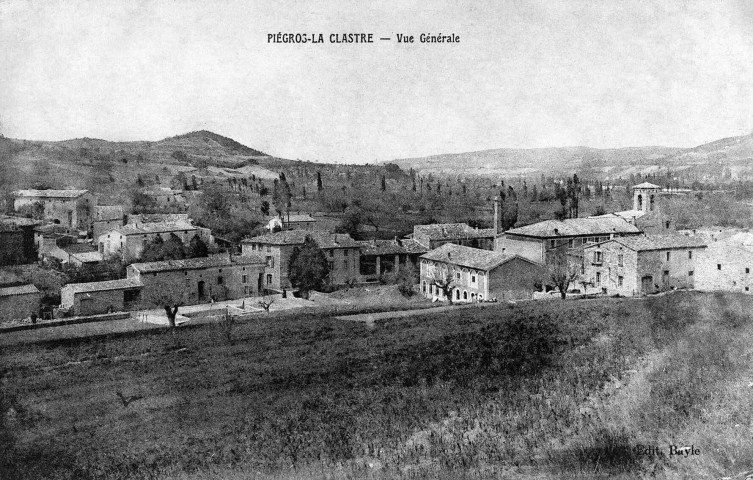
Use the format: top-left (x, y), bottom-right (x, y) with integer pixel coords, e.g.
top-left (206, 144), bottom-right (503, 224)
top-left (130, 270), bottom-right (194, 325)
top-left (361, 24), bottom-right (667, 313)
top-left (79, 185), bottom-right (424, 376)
top-left (391, 132), bottom-right (753, 179)
top-left (0, 131), bottom-right (277, 203)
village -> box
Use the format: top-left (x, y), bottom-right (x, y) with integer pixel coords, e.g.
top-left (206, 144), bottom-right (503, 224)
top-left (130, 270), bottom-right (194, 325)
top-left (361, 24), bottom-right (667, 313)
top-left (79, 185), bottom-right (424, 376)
top-left (1, 179), bottom-right (749, 330)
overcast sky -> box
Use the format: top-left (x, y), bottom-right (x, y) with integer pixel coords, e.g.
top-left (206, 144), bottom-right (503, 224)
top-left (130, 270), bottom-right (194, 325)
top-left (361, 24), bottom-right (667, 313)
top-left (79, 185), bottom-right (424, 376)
top-left (1, 0), bottom-right (752, 163)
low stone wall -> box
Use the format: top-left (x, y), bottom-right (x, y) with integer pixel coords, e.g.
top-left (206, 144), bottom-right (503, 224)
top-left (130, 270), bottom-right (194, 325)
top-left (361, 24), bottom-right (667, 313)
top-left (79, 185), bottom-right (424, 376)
top-left (0, 312), bottom-right (130, 333)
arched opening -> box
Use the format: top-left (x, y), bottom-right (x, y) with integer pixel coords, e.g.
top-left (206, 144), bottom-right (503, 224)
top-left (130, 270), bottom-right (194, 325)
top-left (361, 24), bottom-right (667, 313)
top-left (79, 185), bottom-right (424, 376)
top-left (637, 194), bottom-right (643, 210)
top-left (650, 195), bottom-right (655, 211)
top-left (455, 289), bottom-right (460, 300)
top-left (463, 291), bottom-right (468, 301)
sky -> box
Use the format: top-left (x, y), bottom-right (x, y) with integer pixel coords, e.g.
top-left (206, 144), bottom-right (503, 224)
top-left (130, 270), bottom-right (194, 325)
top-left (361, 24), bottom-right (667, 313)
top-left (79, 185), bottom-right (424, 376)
top-left (1, 0), bottom-right (752, 163)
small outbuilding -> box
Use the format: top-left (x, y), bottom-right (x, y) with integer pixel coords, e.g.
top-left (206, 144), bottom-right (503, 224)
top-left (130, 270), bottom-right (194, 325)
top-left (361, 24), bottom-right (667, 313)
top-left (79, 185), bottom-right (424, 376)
top-left (0, 284), bottom-right (42, 322)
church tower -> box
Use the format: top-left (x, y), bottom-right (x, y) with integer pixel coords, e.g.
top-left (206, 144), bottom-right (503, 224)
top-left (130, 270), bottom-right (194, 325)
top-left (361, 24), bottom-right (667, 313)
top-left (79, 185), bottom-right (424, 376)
top-left (632, 182), bottom-right (662, 213)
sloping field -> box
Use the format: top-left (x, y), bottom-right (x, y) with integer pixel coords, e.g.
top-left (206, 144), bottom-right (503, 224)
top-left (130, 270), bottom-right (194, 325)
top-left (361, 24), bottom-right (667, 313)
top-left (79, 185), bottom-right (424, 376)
top-left (1, 292), bottom-right (752, 479)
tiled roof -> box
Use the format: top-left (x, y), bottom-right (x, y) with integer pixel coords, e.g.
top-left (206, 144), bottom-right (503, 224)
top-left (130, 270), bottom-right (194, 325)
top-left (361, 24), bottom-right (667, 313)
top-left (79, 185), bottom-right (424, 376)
top-left (62, 278), bottom-right (142, 295)
top-left (505, 217), bottom-right (640, 238)
top-left (70, 251), bottom-right (104, 263)
top-left (591, 210), bottom-right (645, 221)
top-left (632, 182), bottom-right (662, 189)
top-left (421, 243), bottom-right (535, 271)
top-left (587, 234), bottom-right (707, 252)
top-left (0, 284), bottom-right (40, 297)
top-left (244, 230), bottom-right (359, 248)
top-left (115, 221), bottom-right (196, 236)
top-left (13, 189), bottom-right (89, 198)
top-left (130, 255), bottom-right (265, 273)
top-left (275, 214), bottom-right (315, 223)
top-left (414, 223), bottom-right (495, 240)
top-left (357, 238), bottom-right (428, 256)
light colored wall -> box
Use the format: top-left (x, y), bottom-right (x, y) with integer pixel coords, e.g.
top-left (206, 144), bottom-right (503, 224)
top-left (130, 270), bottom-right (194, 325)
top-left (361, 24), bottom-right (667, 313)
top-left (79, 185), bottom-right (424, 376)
top-left (488, 258), bottom-right (544, 301)
top-left (500, 235), bottom-right (545, 263)
top-left (696, 245), bottom-right (753, 294)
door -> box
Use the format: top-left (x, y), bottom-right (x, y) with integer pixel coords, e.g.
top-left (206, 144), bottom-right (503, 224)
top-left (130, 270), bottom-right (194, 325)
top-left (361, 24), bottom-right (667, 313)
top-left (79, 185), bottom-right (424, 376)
top-left (641, 276), bottom-right (653, 294)
top-left (198, 281), bottom-right (205, 300)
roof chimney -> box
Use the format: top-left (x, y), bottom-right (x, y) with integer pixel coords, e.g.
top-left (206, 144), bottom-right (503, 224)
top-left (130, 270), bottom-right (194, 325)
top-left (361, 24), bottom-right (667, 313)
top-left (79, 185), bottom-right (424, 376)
top-left (493, 196), bottom-right (500, 235)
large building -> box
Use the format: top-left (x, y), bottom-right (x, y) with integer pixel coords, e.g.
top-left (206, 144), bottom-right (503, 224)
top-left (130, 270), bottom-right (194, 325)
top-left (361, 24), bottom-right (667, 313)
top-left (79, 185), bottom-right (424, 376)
top-left (357, 238), bottom-right (428, 282)
top-left (61, 254), bottom-right (266, 316)
top-left (98, 221), bottom-right (211, 261)
top-left (411, 223), bottom-right (497, 250)
top-left (419, 243), bottom-right (544, 302)
top-left (12, 189), bottom-right (95, 231)
top-left (92, 205), bottom-right (125, 240)
top-left (241, 230), bottom-right (360, 291)
top-left (498, 217), bottom-right (642, 265)
top-left (582, 234), bottom-right (707, 296)
top-left (0, 216), bottom-right (39, 266)
top-left (695, 241), bottom-right (753, 294)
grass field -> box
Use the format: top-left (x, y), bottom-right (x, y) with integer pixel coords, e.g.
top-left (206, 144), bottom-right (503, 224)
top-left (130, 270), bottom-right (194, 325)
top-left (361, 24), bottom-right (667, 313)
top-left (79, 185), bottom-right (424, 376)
top-left (2, 292), bottom-right (753, 479)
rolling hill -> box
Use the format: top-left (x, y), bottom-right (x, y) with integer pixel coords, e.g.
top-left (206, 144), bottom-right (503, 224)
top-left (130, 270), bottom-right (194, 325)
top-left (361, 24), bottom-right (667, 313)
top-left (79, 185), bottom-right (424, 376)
top-left (391, 132), bottom-right (753, 179)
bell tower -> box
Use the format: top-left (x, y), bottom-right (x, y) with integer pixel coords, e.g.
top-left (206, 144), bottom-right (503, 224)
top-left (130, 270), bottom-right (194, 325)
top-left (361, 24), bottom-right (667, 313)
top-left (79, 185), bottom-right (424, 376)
top-left (632, 182), bottom-right (662, 213)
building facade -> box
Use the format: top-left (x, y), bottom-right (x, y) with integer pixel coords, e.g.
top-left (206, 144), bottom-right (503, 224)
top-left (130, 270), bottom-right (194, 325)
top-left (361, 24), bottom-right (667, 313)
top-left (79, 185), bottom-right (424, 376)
top-left (582, 234), bottom-right (707, 296)
top-left (98, 221), bottom-right (211, 261)
top-left (419, 243), bottom-right (544, 302)
top-left (357, 238), bottom-right (427, 282)
top-left (695, 242), bottom-right (753, 294)
top-left (12, 189), bottom-right (95, 231)
top-left (241, 230), bottom-right (360, 291)
top-left (0, 284), bottom-right (42, 321)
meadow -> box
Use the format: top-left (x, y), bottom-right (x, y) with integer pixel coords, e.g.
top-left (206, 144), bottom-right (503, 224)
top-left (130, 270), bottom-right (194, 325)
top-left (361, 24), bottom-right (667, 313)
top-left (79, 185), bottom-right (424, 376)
top-left (2, 291), bottom-right (753, 479)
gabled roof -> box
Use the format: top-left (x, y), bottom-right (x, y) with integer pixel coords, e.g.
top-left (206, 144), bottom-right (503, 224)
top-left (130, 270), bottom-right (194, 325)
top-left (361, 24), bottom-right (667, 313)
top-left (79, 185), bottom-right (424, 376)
top-left (414, 223), bottom-right (495, 240)
top-left (357, 238), bottom-right (428, 256)
top-left (0, 284), bottom-right (40, 297)
top-left (505, 217), bottom-right (640, 238)
top-left (586, 234), bottom-right (707, 252)
top-left (421, 243), bottom-right (538, 271)
top-left (129, 255), bottom-right (265, 274)
top-left (244, 230), bottom-right (359, 248)
top-left (632, 182), bottom-right (662, 189)
top-left (62, 278), bottom-right (142, 295)
top-left (13, 189), bottom-right (89, 198)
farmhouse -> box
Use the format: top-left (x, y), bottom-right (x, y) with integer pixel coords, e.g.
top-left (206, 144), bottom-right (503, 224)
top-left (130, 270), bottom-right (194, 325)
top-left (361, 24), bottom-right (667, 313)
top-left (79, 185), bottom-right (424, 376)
top-left (582, 234), bottom-right (707, 296)
top-left (498, 217), bottom-right (642, 265)
top-left (357, 238), bottom-right (428, 282)
top-left (419, 243), bottom-right (544, 302)
top-left (0, 284), bottom-right (42, 322)
top-left (92, 205), bottom-right (125, 239)
top-left (695, 241), bottom-right (753, 294)
top-left (241, 230), bottom-right (360, 291)
top-left (98, 221), bottom-right (211, 261)
top-left (411, 223), bottom-right (496, 250)
top-left (61, 254), bottom-right (266, 316)
top-left (127, 254), bottom-right (266, 305)
top-left (0, 216), bottom-right (39, 266)
top-left (12, 189), bottom-right (95, 231)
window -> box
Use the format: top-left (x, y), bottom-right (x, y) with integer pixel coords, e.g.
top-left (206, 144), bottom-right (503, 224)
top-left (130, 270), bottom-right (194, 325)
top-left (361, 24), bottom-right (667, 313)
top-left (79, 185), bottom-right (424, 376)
top-left (666, 252), bottom-right (670, 261)
top-left (266, 274), bottom-right (272, 285)
top-left (747, 268), bottom-right (750, 274)
top-left (688, 271), bottom-right (694, 276)
top-left (266, 256), bottom-right (274, 268)
top-left (455, 290), bottom-right (460, 300)
top-left (617, 254), bottom-right (623, 267)
top-left (550, 240), bottom-right (556, 248)
top-left (329, 250), bottom-right (334, 258)
top-left (244, 286), bottom-right (249, 295)
top-left (463, 291), bottom-right (468, 300)
top-left (718, 264), bottom-right (722, 270)
top-left (422, 281), bottom-right (426, 293)
top-left (663, 270), bottom-right (669, 276)
top-left (344, 249), bottom-right (348, 256)
top-left (618, 276), bottom-right (623, 287)
top-left (568, 239), bottom-right (573, 248)
top-left (688, 251), bottom-right (693, 259)
top-left (596, 272), bottom-right (601, 284)
top-left (746, 287), bottom-right (750, 292)
top-left (266, 245), bottom-right (270, 252)
top-left (217, 276), bottom-right (224, 285)
top-left (242, 275), bottom-right (247, 283)
top-left (593, 251), bottom-right (603, 264)
top-left (456, 272), bottom-right (461, 280)
top-left (471, 274), bottom-right (477, 284)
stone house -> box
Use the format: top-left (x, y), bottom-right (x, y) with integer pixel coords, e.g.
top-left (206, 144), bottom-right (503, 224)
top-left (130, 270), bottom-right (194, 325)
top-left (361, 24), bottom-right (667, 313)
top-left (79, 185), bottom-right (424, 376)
top-left (411, 223), bottom-right (497, 250)
top-left (498, 217), bottom-right (642, 267)
top-left (582, 234), bottom-right (707, 296)
top-left (60, 254), bottom-right (266, 316)
top-left (419, 243), bottom-right (544, 302)
top-left (127, 254), bottom-right (266, 306)
top-left (241, 230), bottom-right (360, 291)
top-left (92, 205), bottom-right (125, 240)
top-left (695, 242), bottom-right (753, 294)
top-left (141, 187), bottom-right (186, 207)
top-left (98, 221), bottom-right (211, 261)
top-left (0, 284), bottom-right (42, 321)
top-left (12, 189), bottom-right (95, 231)
top-left (60, 278), bottom-right (143, 316)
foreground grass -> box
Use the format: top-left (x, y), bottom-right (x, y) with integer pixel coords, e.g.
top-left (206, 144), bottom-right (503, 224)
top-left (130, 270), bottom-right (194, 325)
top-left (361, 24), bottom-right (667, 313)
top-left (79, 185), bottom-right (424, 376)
top-left (1, 292), bottom-right (752, 479)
